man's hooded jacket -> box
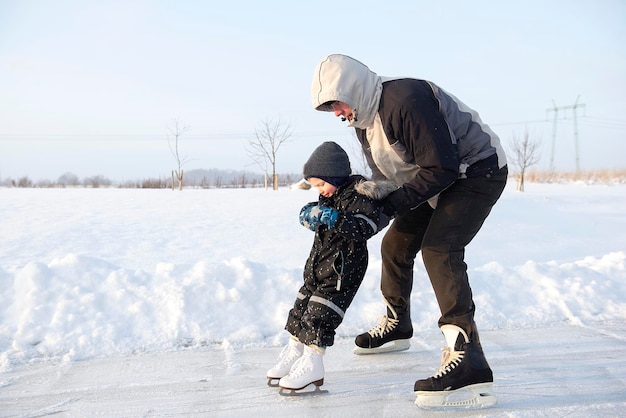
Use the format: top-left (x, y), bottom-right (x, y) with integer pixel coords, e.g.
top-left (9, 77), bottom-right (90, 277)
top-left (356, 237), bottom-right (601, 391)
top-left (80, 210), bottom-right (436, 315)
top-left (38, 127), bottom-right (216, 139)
top-left (311, 54), bottom-right (507, 215)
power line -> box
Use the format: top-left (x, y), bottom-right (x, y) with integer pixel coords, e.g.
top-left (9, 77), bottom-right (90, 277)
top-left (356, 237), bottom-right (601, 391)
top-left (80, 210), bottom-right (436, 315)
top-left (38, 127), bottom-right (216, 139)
top-left (0, 131), bottom-right (348, 141)
top-left (490, 119), bottom-right (548, 127)
top-left (581, 117), bottom-right (626, 129)
top-left (487, 116), bottom-right (626, 130)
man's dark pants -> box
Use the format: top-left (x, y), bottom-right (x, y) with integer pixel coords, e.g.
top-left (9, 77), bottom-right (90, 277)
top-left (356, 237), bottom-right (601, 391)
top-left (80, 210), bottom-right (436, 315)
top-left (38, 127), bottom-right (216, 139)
top-left (380, 166), bottom-right (508, 339)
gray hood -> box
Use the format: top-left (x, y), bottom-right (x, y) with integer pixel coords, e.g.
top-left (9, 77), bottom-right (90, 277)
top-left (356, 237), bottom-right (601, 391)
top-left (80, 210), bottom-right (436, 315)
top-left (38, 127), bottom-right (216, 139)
top-left (311, 54), bottom-right (383, 130)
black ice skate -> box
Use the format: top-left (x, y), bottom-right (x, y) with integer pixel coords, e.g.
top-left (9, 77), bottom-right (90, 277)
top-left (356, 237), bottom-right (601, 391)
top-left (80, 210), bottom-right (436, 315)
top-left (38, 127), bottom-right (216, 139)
top-left (414, 324), bottom-right (496, 409)
top-left (353, 298), bottom-right (412, 355)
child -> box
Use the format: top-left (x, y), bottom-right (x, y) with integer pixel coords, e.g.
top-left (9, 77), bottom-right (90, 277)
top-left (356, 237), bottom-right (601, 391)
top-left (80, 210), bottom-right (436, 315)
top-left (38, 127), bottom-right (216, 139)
top-left (267, 141), bottom-right (386, 392)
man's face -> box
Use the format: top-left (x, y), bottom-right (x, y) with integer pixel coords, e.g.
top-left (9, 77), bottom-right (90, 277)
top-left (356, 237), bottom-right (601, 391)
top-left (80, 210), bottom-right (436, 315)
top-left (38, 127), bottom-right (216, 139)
top-left (330, 101), bottom-right (354, 122)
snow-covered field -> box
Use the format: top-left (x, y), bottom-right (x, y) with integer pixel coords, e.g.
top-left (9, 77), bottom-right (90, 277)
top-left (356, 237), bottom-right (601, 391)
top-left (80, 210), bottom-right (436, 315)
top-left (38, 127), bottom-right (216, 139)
top-left (1, 181), bottom-right (625, 417)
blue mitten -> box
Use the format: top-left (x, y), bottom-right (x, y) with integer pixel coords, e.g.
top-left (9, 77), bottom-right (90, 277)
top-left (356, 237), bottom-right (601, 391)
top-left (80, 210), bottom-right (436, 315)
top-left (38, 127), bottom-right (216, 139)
top-left (299, 202), bottom-right (317, 230)
top-left (318, 206), bottom-right (339, 227)
top-left (299, 203), bottom-right (339, 231)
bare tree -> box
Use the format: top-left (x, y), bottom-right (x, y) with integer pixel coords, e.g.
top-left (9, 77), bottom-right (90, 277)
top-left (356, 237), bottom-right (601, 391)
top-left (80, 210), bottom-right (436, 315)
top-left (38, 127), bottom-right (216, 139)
top-left (213, 175), bottom-right (223, 189)
top-left (509, 129), bottom-right (541, 192)
top-left (246, 118), bottom-right (293, 190)
top-left (83, 175), bottom-right (112, 188)
top-left (17, 176), bottom-right (32, 188)
top-left (58, 172), bottom-right (80, 187)
top-left (239, 173), bottom-right (248, 188)
top-left (167, 119), bottom-right (190, 191)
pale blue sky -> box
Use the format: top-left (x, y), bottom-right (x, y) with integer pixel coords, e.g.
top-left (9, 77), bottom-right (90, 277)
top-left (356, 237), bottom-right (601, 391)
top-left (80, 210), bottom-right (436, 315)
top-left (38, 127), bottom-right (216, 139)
top-left (1, 0), bottom-right (625, 181)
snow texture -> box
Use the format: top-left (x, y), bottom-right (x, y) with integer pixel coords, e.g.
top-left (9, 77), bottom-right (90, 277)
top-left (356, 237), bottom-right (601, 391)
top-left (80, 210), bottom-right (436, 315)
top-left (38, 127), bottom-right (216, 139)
top-left (0, 182), bottom-right (625, 416)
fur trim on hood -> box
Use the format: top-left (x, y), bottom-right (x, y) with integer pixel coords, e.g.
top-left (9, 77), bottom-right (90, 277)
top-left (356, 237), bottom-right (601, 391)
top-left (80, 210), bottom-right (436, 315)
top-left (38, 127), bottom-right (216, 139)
top-left (355, 180), bottom-right (399, 200)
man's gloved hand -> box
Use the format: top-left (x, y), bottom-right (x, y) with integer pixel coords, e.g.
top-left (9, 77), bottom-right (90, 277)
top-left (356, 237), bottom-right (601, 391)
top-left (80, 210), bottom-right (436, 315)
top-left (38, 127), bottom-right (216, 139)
top-left (299, 203), bottom-right (339, 231)
top-left (381, 197), bottom-right (396, 218)
top-left (375, 198), bottom-right (395, 231)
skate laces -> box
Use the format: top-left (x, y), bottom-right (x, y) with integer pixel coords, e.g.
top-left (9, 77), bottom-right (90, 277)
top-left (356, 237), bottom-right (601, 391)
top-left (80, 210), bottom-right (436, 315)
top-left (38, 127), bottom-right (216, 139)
top-left (277, 344), bottom-right (301, 367)
top-left (433, 347), bottom-right (464, 378)
top-left (368, 315), bottom-right (400, 338)
top-left (286, 350), bottom-right (313, 378)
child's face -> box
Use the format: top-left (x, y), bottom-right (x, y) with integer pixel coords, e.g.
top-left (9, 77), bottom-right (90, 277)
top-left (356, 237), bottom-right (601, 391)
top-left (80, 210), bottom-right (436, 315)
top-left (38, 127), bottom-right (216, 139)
top-left (308, 177), bottom-right (337, 198)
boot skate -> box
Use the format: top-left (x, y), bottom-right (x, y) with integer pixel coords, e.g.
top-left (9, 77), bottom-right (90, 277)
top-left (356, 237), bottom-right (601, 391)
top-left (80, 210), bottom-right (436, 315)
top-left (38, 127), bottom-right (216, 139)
top-left (414, 324), bottom-right (496, 409)
top-left (354, 298), bottom-right (412, 354)
top-left (278, 345), bottom-right (325, 394)
top-left (266, 336), bottom-right (304, 386)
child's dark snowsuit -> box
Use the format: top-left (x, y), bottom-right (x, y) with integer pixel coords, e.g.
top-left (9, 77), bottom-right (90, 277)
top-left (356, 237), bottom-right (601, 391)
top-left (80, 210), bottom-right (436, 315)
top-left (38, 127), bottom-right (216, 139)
top-left (285, 174), bottom-right (382, 347)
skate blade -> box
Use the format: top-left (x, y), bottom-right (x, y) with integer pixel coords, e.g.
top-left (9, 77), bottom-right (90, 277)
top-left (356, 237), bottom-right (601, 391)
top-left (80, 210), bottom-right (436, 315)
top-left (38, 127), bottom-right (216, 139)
top-left (267, 377), bottom-right (280, 387)
top-left (353, 339), bottom-right (410, 355)
top-left (278, 379), bottom-right (326, 396)
top-left (415, 383), bottom-right (496, 409)
top-left (278, 384), bottom-right (328, 397)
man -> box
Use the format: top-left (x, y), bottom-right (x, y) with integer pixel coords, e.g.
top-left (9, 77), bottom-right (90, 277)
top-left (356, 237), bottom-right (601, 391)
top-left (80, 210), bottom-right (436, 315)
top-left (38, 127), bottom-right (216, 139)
top-left (311, 54), bottom-right (508, 408)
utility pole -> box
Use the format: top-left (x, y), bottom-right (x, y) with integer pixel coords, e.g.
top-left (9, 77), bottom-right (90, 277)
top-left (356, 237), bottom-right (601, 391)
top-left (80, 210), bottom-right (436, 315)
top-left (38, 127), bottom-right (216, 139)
top-left (546, 96), bottom-right (586, 171)
top-left (547, 100), bottom-right (559, 171)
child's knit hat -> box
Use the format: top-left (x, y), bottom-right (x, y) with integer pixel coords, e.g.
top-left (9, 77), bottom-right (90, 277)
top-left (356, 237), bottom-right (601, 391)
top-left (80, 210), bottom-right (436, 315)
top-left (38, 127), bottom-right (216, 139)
top-left (303, 141), bottom-right (351, 183)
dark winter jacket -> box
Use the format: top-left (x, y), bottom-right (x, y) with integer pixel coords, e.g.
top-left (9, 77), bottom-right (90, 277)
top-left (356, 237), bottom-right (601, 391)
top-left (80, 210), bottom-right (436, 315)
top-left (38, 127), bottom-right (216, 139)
top-left (304, 174), bottom-right (381, 291)
top-left (286, 174), bottom-right (382, 347)
top-left (311, 54), bottom-right (508, 216)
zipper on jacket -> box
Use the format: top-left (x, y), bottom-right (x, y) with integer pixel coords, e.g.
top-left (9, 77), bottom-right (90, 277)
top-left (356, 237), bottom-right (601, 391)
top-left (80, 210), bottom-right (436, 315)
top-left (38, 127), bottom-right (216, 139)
top-left (333, 251), bottom-right (345, 291)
